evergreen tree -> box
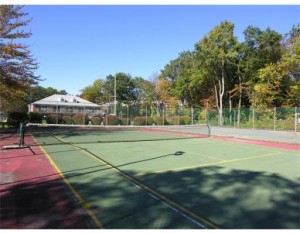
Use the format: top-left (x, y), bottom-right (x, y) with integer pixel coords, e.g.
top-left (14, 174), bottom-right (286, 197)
top-left (0, 5), bottom-right (39, 112)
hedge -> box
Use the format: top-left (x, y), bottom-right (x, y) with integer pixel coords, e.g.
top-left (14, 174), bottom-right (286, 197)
top-left (133, 116), bottom-right (154, 126)
top-left (104, 115), bottom-right (119, 125)
top-left (72, 113), bottom-right (89, 125)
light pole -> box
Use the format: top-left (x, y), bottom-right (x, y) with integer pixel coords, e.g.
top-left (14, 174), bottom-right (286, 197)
top-left (114, 75), bottom-right (116, 116)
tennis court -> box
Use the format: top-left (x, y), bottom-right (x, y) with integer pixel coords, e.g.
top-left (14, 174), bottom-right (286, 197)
top-left (2, 124), bottom-right (299, 229)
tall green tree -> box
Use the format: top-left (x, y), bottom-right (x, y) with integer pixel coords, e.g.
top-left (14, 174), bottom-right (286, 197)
top-left (133, 76), bottom-right (156, 103)
top-left (242, 26), bottom-right (283, 107)
top-left (257, 24), bottom-right (300, 107)
top-left (104, 73), bottom-right (138, 104)
top-left (80, 79), bottom-right (104, 104)
top-left (195, 21), bottom-right (238, 125)
top-left (284, 24), bottom-right (300, 106)
top-left (160, 51), bottom-right (200, 107)
top-left (0, 5), bottom-right (39, 112)
top-left (29, 86), bottom-right (67, 103)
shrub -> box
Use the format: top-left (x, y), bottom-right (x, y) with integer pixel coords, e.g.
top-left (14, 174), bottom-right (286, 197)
top-left (72, 113), bottom-right (89, 125)
top-left (46, 113), bottom-right (63, 124)
top-left (119, 117), bottom-right (129, 125)
top-left (91, 116), bottom-right (101, 125)
top-left (154, 116), bottom-right (168, 125)
top-left (169, 116), bottom-right (192, 125)
top-left (28, 112), bottom-right (42, 124)
top-left (62, 115), bottom-right (74, 124)
top-left (7, 112), bottom-right (28, 127)
top-left (133, 116), bottom-right (154, 126)
top-left (104, 115), bottom-right (119, 125)
top-left (180, 116), bottom-right (192, 125)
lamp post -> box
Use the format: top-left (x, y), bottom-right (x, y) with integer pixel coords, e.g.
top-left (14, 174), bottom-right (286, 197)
top-left (114, 75), bottom-right (117, 116)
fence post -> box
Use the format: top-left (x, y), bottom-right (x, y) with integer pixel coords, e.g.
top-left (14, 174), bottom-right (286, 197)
top-left (145, 104), bottom-right (148, 126)
top-left (163, 106), bottom-right (165, 126)
top-left (191, 106), bottom-right (194, 125)
top-left (56, 101), bottom-right (58, 124)
top-left (274, 107), bottom-right (276, 131)
top-left (252, 107), bottom-right (255, 129)
top-left (295, 106), bottom-right (297, 132)
top-left (233, 109), bottom-right (236, 128)
top-left (127, 104), bottom-right (129, 125)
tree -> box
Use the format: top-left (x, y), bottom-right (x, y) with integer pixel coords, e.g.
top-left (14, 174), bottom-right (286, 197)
top-left (0, 5), bottom-right (39, 112)
top-left (133, 76), bottom-right (156, 103)
top-left (80, 79), bottom-right (104, 104)
top-left (195, 21), bottom-right (238, 125)
top-left (242, 26), bottom-right (283, 108)
top-left (160, 51), bottom-right (199, 107)
top-left (29, 86), bottom-right (67, 103)
top-left (256, 24), bottom-right (300, 107)
top-left (104, 73), bottom-right (138, 104)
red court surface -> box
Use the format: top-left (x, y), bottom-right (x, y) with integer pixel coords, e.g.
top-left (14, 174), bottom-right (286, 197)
top-left (0, 133), bottom-right (90, 229)
top-left (212, 135), bottom-right (300, 151)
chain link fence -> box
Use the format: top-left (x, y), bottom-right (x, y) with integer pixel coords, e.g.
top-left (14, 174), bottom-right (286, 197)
top-left (204, 107), bottom-right (299, 131)
top-left (103, 104), bottom-right (299, 131)
top-left (23, 102), bottom-right (300, 132)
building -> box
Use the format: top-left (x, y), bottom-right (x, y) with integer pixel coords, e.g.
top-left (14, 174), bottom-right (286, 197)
top-left (28, 94), bottom-right (101, 116)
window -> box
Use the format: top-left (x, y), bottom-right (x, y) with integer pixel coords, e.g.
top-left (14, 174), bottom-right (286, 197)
top-left (41, 105), bottom-right (48, 112)
top-left (78, 107), bottom-right (84, 113)
top-left (67, 107), bottom-right (73, 113)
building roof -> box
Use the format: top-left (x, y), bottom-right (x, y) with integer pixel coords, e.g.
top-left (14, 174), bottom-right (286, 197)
top-left (30, 94), bottom-right (100, 108)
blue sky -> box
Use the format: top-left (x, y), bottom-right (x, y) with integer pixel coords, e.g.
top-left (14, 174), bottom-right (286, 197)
top-left (24, 5), bottom-right (300, 95)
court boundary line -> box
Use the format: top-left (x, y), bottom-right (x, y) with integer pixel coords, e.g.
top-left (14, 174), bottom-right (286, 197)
top-left (134, 151), bottom-right (283, 177)
top-left (31, 134), bottom-right (104, 229)
top-left (53, 135), bottom-right (219, 229)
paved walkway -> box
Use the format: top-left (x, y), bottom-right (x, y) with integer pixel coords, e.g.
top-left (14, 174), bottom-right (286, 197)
top-left (210, 127), bottom-right (300, 145)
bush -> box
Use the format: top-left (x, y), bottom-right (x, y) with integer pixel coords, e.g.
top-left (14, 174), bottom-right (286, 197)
top-left (91, 116), bottom-right (101, 125)
top-left (72, 113), bottom-right (89, 125)
top-left (28, 112), bottom-right (42, 124)
top-left (46, 114), bottom-right (63, 124)
top-left (133, 116), bottom-right (154, 126)
top-left (104, 115), bottom-right (119, 125)
top-left (62, 115), bottom-right (74, 124)
top-left (119, 118), bottom-right (129, 125)
top-left (7, 112), bottom-right (28, 127)
top-left (169, 116), bottom-right (191, 125)
top-left (180, 116), bottom-right (192, 125)
top-left (154, 116), bottom-right (168, 125)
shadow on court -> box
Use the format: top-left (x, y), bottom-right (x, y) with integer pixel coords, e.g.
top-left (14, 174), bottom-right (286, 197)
top-left (135, 166), bottom-right (300, 229)
top-left (61, 165), bottom-right (299, 229)
top-left (1, 159), bottom-right (299, 228)
top-left (0, 180), bottom-right (92, 228)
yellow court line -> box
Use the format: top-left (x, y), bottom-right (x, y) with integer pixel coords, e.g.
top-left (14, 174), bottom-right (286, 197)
top-left (78, 147), bottom-right (219, 229)
top-left (53, 136), bottom-right (219, 229)
top-left (134, 151), bottom-right (283, 177)
top-left (31, 135), bottom-right (104, 229)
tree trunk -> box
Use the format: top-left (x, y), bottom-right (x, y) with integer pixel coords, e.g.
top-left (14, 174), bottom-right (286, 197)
top-left (213, 81), bottom-right (219, 126)
top-left (190, 105), bottom-right (194, 124)
top-left (237, 75), bottom-right (242, 127)
top-left (218, 61), bottom-right (225, 126)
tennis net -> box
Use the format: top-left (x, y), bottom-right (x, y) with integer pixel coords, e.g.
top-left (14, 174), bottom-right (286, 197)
top-left (27, 124), bottom-right (211, 145)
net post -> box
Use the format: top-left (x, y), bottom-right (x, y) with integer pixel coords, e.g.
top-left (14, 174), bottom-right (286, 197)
top-left (19, 122), bottom-right (25, 146)
top-left (207, 123), bottom-right (211, 137)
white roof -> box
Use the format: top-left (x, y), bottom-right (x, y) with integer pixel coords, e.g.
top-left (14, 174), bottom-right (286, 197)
top-left (30, 94), bottom-right (100, 108)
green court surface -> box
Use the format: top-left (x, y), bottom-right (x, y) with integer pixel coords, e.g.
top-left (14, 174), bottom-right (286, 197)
top-left (31, 127), bottom-right (300, 229)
